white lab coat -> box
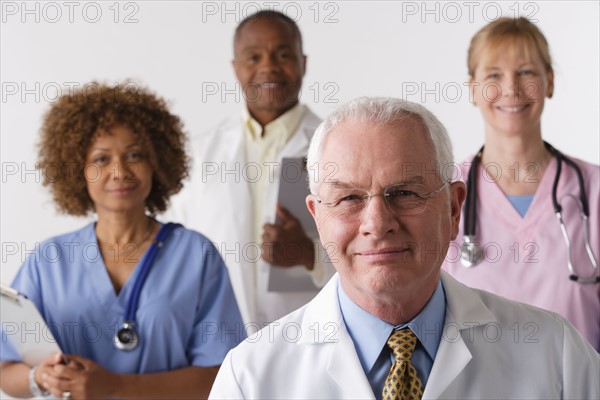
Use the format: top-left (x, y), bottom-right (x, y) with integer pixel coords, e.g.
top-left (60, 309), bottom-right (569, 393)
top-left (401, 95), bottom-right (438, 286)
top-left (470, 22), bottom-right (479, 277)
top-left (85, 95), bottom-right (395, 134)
top-left (169, 106), bottom-right (334, 327)
top-left (210, 272), bottom-right (600, 399)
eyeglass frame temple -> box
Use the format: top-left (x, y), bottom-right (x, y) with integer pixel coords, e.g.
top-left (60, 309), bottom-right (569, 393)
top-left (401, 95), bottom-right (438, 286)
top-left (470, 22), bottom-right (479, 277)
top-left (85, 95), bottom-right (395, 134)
top-left (314, 180), bottom-right (451, 206)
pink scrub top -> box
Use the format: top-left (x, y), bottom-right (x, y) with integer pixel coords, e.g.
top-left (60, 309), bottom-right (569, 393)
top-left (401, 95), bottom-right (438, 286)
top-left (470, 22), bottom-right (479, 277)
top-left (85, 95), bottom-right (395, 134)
top-left (443, 154), bottom-right (600, 351)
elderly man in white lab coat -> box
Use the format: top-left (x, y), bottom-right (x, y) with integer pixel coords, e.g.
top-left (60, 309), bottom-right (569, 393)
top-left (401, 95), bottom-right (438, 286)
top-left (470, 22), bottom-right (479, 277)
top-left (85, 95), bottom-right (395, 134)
top-left (209, 97), bottom-right (599, 400)
top-left (169, 10), bottom-right (334, 327)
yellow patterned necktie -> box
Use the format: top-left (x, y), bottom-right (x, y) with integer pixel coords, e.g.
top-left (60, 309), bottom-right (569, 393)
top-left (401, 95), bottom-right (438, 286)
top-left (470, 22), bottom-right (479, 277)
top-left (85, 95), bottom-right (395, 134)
top-left (382, 328), bottom-right (424, 400)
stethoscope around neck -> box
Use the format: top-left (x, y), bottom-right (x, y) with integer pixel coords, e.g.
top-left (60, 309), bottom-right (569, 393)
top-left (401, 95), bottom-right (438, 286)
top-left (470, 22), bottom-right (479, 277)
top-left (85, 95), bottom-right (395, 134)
top-left (460, 141), bottom-right (599, 284)
top-left (113, 222), bottom-right (180, 351)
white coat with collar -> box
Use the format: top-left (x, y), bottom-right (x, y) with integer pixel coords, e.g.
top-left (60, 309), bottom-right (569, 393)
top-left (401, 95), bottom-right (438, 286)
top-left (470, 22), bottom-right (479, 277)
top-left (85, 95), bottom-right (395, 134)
top-left (169, 106), bottom-right (334, 327)
top-left (210, 272), bottom-right (600, 399)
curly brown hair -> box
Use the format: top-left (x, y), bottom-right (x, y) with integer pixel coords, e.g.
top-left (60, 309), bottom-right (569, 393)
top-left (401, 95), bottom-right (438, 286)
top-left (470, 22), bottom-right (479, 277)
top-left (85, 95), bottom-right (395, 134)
top-left (38, 81), bottom-right (189, 216)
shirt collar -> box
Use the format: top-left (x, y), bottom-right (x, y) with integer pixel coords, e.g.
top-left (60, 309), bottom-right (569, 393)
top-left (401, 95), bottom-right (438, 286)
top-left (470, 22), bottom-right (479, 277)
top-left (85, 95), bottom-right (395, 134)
top-left (241, 102), bottom-right (305, 140)
top-left (338, 280), bottom-right (446, 374)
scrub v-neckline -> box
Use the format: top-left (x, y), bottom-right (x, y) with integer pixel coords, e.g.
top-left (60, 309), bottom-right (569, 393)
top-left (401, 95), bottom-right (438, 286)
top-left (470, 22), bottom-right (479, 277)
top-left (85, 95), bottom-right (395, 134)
top-left (86, 223), bottom-right (154, 316)
top-left (476, 157), bottom-right (557, 232)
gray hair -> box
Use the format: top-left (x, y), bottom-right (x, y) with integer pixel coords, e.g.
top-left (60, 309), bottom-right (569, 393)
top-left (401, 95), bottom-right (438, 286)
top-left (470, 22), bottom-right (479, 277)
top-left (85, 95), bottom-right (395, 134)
top-left (306, 97), bottom-right (455, 193)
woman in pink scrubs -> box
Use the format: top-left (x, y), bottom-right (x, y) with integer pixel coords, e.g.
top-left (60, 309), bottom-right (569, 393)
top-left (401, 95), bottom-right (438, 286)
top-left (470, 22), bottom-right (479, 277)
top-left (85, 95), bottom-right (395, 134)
top-left (442, 17), bottom-right (599, 351)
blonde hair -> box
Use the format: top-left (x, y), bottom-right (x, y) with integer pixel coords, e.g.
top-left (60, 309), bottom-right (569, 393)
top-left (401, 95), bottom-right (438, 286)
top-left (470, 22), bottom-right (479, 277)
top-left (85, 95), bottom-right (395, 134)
top-left (467, 17), bottom-right (553, 77)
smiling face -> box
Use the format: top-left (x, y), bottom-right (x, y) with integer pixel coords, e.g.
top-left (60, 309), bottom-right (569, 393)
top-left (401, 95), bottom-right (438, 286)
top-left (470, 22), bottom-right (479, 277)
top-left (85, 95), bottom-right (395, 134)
top-left (85, 125), bottom-right (153, 216)
top-left (306, 117), bottom-right (465, 312)
top-left (470, 38), bottom-right (554, 138)
top-left (232, 16), bottom-right (306, 124)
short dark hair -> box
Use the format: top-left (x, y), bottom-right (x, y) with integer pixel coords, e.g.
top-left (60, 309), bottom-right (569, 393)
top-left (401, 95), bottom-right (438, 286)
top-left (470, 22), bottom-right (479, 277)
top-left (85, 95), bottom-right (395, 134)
top-left (234, 10), bottom-right (303, 52)
top-left (37, 81), bottom-right (190, 216)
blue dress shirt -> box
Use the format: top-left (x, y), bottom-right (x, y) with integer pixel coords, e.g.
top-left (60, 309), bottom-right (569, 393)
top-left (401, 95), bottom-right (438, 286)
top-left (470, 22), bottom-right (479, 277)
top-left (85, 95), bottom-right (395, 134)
top-left (338, 280), bottom-right (446, 398)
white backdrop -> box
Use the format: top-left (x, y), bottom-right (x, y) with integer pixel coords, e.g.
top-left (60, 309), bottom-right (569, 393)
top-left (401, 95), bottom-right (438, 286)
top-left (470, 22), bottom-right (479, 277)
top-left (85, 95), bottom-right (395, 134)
top-left (1, 0), bottom-right (599, 284)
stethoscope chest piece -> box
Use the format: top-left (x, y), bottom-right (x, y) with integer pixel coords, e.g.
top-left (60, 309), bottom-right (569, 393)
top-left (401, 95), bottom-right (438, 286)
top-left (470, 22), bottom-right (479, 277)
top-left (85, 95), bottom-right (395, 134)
top-left (461, 235), bottom-right (484, 268)
top-left (114, 321), bottom-right (139, 351)
top-left (110, 222), bottom-right (181, 351)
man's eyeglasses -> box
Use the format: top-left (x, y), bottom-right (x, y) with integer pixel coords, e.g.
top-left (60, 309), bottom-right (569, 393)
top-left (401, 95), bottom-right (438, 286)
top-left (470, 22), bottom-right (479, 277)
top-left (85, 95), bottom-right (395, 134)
top-left (314, 181), bottom-right (450, 217)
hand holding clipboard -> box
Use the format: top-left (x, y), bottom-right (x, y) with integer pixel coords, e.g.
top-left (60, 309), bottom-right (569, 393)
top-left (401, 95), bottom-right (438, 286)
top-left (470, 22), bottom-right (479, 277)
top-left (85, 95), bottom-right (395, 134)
top-left (0, 283), bottom-right (62, 367)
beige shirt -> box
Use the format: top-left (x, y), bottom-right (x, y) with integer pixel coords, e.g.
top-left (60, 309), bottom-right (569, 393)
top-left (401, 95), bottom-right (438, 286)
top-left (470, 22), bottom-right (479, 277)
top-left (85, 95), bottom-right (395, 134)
top-left (242, 103), bottom-right (306, 246)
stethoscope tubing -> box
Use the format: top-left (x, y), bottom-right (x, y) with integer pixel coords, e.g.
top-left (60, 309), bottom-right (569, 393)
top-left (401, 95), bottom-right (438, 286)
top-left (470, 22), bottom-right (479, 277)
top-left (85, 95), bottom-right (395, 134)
top-left (123, 223), bottom-right (180, 322)
top-left (464, 145), bottom-right (484, 239)
top-left (116, 222), bottom-right (181, 350)
top-left (461, 142), bottom-right (599, 283)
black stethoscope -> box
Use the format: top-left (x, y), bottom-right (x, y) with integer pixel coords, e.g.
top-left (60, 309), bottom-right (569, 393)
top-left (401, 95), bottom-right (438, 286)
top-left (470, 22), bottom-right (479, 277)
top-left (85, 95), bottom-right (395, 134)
top-left (113, 223), bottom-right (180, 351)
top-left (460, 141), bottom-right (599, 284)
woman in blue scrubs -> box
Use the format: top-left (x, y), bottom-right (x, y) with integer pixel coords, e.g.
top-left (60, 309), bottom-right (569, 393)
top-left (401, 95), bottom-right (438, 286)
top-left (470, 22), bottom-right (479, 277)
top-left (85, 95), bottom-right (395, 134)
top-left (0, 82), bottom-right (245, 398)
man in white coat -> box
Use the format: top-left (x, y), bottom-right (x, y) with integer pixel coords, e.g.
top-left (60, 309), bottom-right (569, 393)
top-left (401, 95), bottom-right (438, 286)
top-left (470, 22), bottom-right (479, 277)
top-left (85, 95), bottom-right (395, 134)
top-left (209, 97), bottom-right (599, 399)
top-left (169, 10), bottom-right (333, 328)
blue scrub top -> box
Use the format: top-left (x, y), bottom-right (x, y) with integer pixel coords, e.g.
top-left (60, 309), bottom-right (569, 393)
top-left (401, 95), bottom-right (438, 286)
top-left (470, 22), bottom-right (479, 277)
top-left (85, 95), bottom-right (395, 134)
top-left (1, 222), bottom-right (245, 373)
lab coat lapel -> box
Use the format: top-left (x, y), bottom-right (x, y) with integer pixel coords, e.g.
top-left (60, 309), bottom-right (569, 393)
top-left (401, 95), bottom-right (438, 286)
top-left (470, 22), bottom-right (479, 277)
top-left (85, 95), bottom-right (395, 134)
top-left (423, 272), bottom-right (496, 399)
top-left (326, 331), bottom-right (376, 399)
top-left (279, 115), bottom-right (313, 159)
top-left (263, 111), bottom-right (314, 222)
top-left (423, 321), bottom-right (472, 399)
top-left (222, 119), bottom-right (252, 228)
top-left (221, 117), bottom-right (246, 160)
top-left (298, 275), bottom-right (375, 399)
top-left (215, 119), bottom-right (255, 323)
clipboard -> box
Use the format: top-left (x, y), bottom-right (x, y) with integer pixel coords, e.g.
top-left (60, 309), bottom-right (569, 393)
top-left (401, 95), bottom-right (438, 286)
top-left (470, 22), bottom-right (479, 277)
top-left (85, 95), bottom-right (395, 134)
top-left (0, 283), bottom-right (62, 366)
top-left (268, 157), bottom-right (319, 292)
